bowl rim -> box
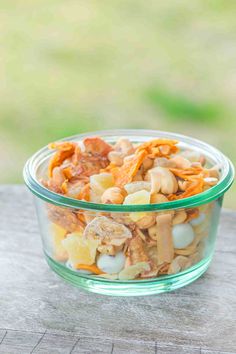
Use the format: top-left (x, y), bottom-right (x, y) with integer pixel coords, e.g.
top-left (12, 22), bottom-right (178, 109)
top-left (23, 129), bottom-right (234, 211)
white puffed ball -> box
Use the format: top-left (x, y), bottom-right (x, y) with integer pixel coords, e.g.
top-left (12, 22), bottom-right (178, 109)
top-left (97, 252), bottom-right (126, 274)
top-left (190, 212), bottom-right (206, 227)
top-left (172, 223), bottom-right (195, 249)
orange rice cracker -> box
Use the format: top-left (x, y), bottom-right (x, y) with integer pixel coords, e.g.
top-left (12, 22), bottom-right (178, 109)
top-left (48, 142), bottom-right (76, 177)
top-left (79, 183), bottom-right (90, 201)
top-left (112, 150), bottom-right (147, 188)
top-left (169, 177), bottom-right (204, 200)
top-left (136, 138), bottom-right (179, 157)
top-left (169, 167), bottom-right (203, 180)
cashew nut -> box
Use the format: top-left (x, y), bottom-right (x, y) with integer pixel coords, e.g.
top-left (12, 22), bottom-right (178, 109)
top-left (153, 157), bottom-right (176, 168)
top-left (142, 157), bottom-right (154, 170)
top-left (159, 144), bottom-right (171, 155)
top-left (208, 165), bottom-right (220, 178)
top-left (114, 138), bottom-right (134, 155)
top-left (150, 193), bottom-right (169, 204)
top-left (180, 150), bottom-right (206, 165)
top-left (168, 255), bottom-right (192, 274)
top-left (178, 179), bottom-right (188, 191)
top-left (172, 210), bottom-right (187, 225)
top-left (108, 151), bottom-right (124, 166)
top-left (204, 177), bottom-right (218, 186)
top-left (169, 156), bottom-right (191, 169)
top-left (108, 138), bottom-right (135, 166)
top-left (148, 225), bottom-right (157, 240)
top-left (147, 167), bottom-right (178, 194)
top-left (136, 214), bottom-right (156, 229)
top-left (132, 171), bottom-right (143, 181)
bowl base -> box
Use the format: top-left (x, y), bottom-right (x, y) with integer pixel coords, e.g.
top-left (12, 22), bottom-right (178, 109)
top-left (45, 254), bottom-right (212, 296)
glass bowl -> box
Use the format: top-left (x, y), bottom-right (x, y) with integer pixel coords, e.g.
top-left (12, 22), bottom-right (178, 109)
top-left (23, 130), bottom-right (234, 296)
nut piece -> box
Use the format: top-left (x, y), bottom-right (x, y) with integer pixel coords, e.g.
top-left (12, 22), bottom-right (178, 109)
top-left (172, 210), bottom-right (187, 225)
top-left (208, 165), bottom-right (220, 178)
top-left (148, 225), bottom-right (157, 240)
top-left (101, 187), bottom-right (125, 204)
top-left (180, 149), bottom-right (204, 163)
top-left (204, 177), bottom-right (218, 186)
top-left (132, 171), bottom-right (144, 181)
top-left (148, 167), bottom-right (178, 194)
top-left (153, 157), bottom-right (176, 168)
top-left (170, 156), bottom-right (191, 169)
top-left (156, 214), bottom-right (174, 264)
top-left (115, 138), bottom-right (135, 155)
top-left (84, 216), bottom-right (132, 246)
top-left (118, 262), bottom-right (150, 280)
top-left (178, 179), bottom-right (188, 191)
top-left (142, 157), bottom-right (154, 170)
top-left (150, 193), bottom-right (169, 204)
top-left (168, 256), bottom-right (192, 274)
top-left (159, 144), bottom-right (171, 155)
top-left (136, 214), bottom-right (156, 229)
top-left (108, 138), bottom-right (135, 166)
top-left (47, 205), bottom-right (83, 233)
top-left (108, 151), bottom-right (124, 166)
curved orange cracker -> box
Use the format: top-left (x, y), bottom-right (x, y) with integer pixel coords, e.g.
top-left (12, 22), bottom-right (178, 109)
top-left (169, 177), bottom-right (204, 200)
top-left (112, 150), bottom-right (147, 188)
top-left (136, 138), bottom-right (179, 157)
top-left (48, 142), bottom-right (76, 177)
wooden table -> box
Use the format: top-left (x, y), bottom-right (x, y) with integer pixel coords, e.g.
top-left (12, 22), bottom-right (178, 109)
top-left (0, 185), bottom-right (236, 354)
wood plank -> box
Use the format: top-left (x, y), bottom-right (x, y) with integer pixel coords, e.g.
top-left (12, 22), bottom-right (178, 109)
top-left (72, 337), bottom-right (112, 353)
top-left (0, 186), bottom-right (236, 353)
top-left (0, 330), bottom-right (235, 354)
top-left (0, 331), bottom-right (7, 343)
top-left (33, 332), bottom-right (78, 354)
top-left (201, 351), bottom-right (236, 354)
top-left (0, 330), bottom-right (42, 354)
top-left (155, 343), bottom-right (200, 354)
top-left (112, 340), bottom-right (155, 353)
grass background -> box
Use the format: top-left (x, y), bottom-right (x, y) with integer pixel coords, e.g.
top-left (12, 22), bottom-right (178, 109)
top-left (1, 0), bottom-right (235, 207)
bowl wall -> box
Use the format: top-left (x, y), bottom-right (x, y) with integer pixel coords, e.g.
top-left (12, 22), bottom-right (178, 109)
top-left (34, 196), bottom-right (223, 296)
top-left (24, 130), bottom-right (234, 295)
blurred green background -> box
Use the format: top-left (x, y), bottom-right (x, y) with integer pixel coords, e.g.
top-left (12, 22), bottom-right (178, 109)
top-left (1, 0), bottom-right (235, 207)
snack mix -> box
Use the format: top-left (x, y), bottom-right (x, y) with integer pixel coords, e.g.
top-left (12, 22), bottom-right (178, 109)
top-left (41, 136), bottom-right (220, 280)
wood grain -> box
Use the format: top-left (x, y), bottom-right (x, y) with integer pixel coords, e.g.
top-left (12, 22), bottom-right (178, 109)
top-left (0, 185), bottom-right (236, 354)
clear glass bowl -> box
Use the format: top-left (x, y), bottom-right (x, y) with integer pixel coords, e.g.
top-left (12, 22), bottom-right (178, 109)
top-left (23, 130), bottom-right (234, 296)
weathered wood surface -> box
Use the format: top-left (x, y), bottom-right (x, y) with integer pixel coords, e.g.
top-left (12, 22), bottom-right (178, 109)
top-left (0, 185), bottom-right (236, 354)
